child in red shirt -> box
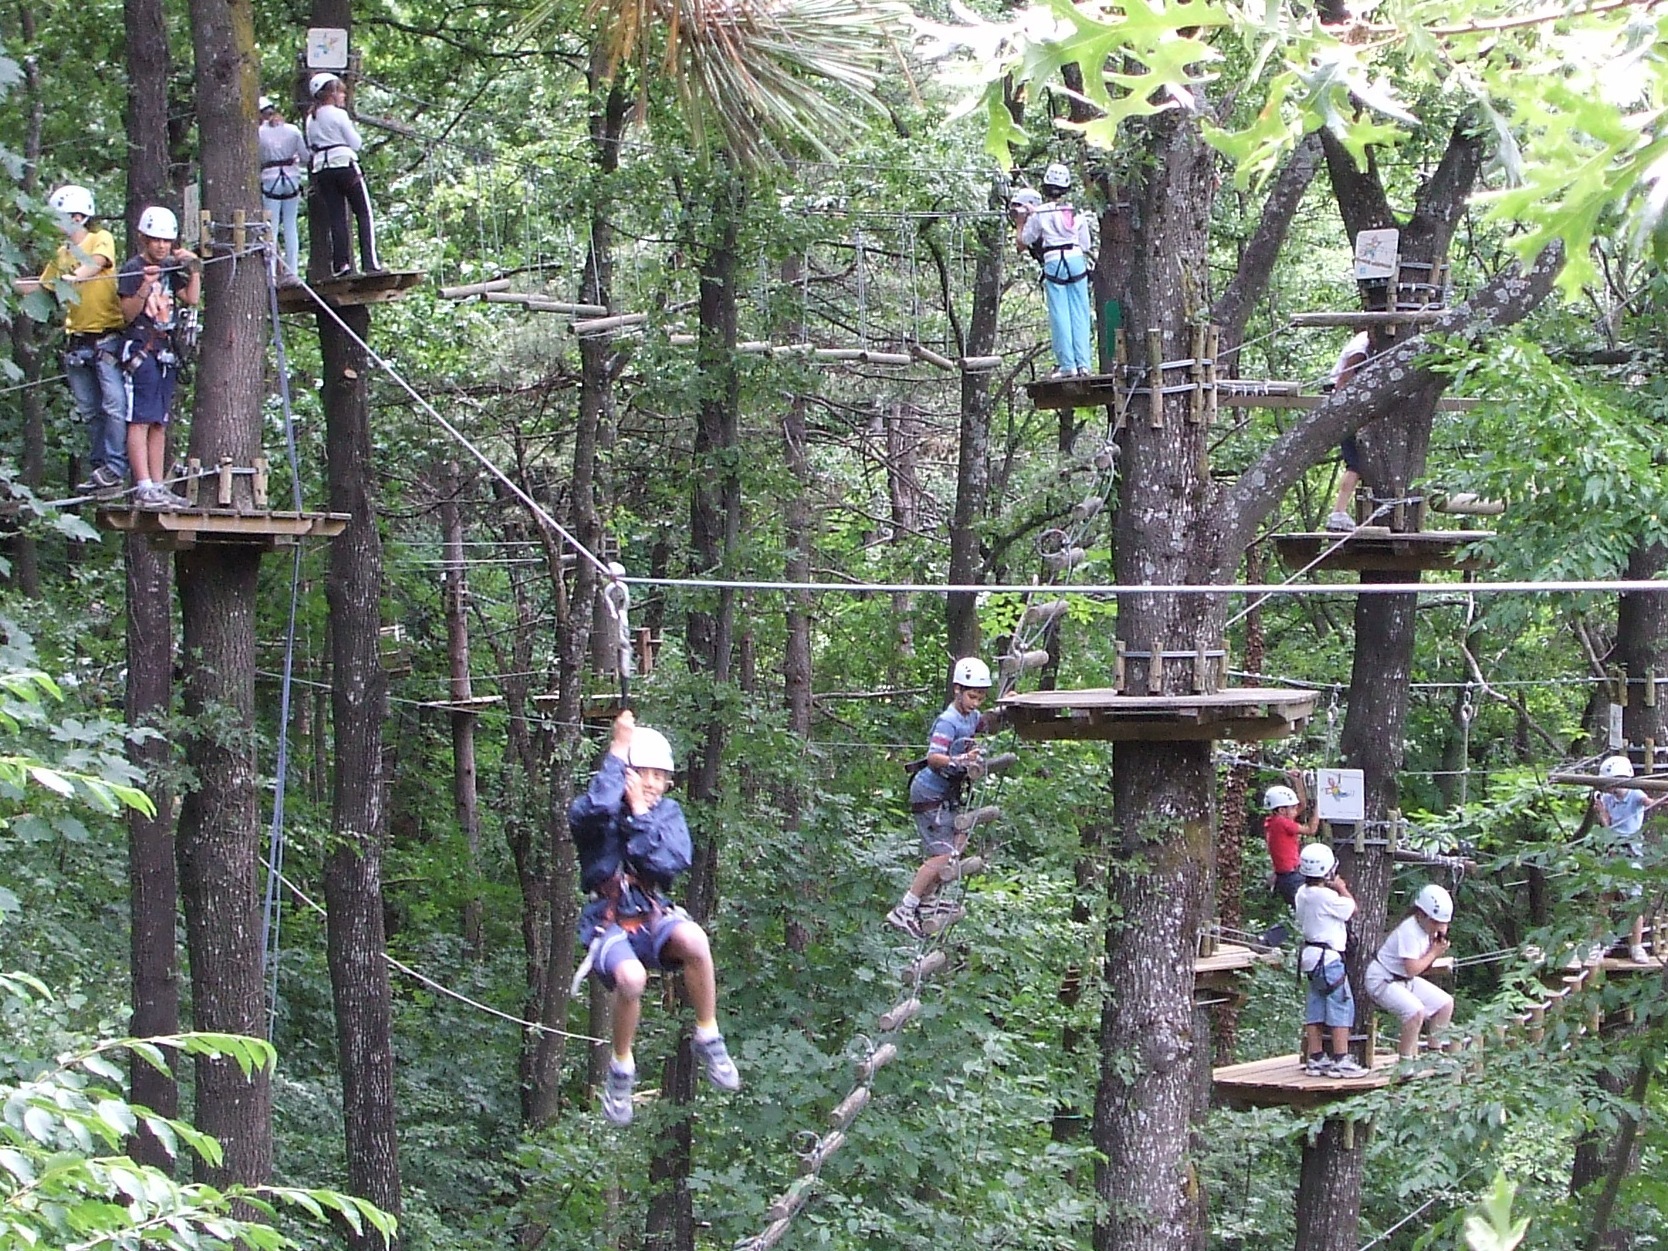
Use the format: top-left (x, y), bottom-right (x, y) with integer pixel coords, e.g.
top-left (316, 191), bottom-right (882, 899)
top-left (1263, 769), bottom-right (1319, 905)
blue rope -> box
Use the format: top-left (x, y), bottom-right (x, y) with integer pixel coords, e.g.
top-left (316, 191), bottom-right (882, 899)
top-left (259, 241), bottom-right (308, 1035)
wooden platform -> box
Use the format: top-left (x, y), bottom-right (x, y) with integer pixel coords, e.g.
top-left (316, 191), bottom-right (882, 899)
top-left (1273, 528), bottom-right (1492, 574)
top-left (1195, 942), bottom-right (1282, 997)
top-left (96, 506), bottom-right (349, 550)
top-left (1024, 374), bottom-right (1478, 414)
top-left (277, 269), bottom-right (425, 314)
top-left (1213, 1051), bottom-right (1402, 1110)
top-left (998, 687), bottom-right (1316, 743)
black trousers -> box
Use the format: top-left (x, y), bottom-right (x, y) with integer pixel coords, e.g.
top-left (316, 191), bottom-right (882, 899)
top-left (314, 164), bottom-right (379, 273)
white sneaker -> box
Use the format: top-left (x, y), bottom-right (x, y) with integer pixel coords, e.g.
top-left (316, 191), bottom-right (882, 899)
top-left (1325, 511), bottom-right (1356, 533)
top-left (1329, 1054), bottom-right (1369, 1078)
top-left (601, 1061), bottom-right (634, 1126)
top-left (1631, 944), bottom-right (1652, 965)
top-left (692, 1032), bottom-right (741, 1092)
top-left (885, 906), bottom-right (922, 939)
top-left (1303, 1055), bottom-right (1335, 1076)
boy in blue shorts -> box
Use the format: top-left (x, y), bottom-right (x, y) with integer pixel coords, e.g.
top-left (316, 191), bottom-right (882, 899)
top-left (117, 206), bottom-right (199, 510)
top-left (1294, 842), bottom-right (1367, 1077)
top-left (886, 656), bottom-right (991, 938)
top-left (569, 710), bottom-right (740, 1125)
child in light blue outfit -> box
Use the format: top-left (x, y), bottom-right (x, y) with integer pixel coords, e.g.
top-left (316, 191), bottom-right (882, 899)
top-left (1018, 163), bottom-right (1094, 377)
top-left (1594, 754), bottom-right (1668, 963)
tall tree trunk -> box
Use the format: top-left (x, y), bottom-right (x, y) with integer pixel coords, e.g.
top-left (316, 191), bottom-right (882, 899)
top-left (1096, 105), bottom-right (1219, 1251)
top-left (177, 0), bottom-right (271, 1188)
top-left (8, 17), bottom-right (43, 595)
top-left (124, 0), bottom-right (178, 1170)
top-left (440, 461), bottom-right (484, 955)
top-left (320, 299), bottom-right (403, 1244)
top-left (1294, 122), bottom-right (1482, 1251)
top-left (945, 195), bottom-right (1003, 662)
top-left (646, 168), bottom-right (743, 1251)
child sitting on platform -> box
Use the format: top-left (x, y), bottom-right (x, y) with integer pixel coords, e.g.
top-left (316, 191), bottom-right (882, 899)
top-left (1366, 883), bottom-right (1454, 1060)
top-left (1294, 843), bottom-right (1367, 1077)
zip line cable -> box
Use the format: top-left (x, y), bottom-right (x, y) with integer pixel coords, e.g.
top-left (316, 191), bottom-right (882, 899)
top-left (268, 860), bottom-right (606, 1044)
top-left (283, 272), bottom-right (618, 585)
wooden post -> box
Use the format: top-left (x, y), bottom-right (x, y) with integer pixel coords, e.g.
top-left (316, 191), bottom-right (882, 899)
top-left (1188, 324), bottom-right (1204, 424)
top-left (198, 211), bottom-right (213, 257)
top-left (1648, 671), bottom-right (1658, 709)
top-left (1204, 324), bottom-right (1219, 425)
top-left (1147, 329), bottom-right (1163, 428)
top-left (1387, 809), bottom-right (1400, 855)
top-left (185, 457), bottom-right (202, 508)
top-left (1114, 639), bottom-right (1127, 693)
top-left (232, 208), bottom-right (246, 252)
top-left (252, 456), bottom-right (270, 509)
top-left (216, 458), bottom-right (234, 506)
top-left (1614, 667), bottom-right (1628, 707)
top-left (1112, 328), bottom-right (1129, 433)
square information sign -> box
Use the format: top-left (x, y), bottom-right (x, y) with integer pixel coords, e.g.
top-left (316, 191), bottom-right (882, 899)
top-left (1315, 768), bottom-right (1365, 823)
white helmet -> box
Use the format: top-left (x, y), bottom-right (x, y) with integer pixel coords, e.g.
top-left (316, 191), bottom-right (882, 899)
top-left (1298, 843), bottom-right (1337, 879)
top-left (1263, 784), bottom-right (1299, 811)
top-left (309, 72), bottom-right (342, 99)
top-left (1414, 883), bottom-right (1453, 924)
top-left (258, 95), bottom-right (276, 113)
top-left (1600, 755), bottom-right (1635, 780)
top-left (1009, 188), bottom-right (1043, 212)
top-left (952, 657), bottom-right (992, 689)
top-left (1042, 162), bottom-right (1072, 191)
top-left (137, 206), bottom-right (178, 241)
top-left (627, 726), bottom-right (675, 773)
top-left (48, 184), bottom-right (95, 219)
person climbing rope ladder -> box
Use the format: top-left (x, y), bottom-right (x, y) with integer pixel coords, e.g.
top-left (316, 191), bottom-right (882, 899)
top-left (1018, 164), bottom-right (1095, 378)
top-left (569, 710), bottom-right (741, 1126)
top-left (887, 657), bottom-right (990, 939)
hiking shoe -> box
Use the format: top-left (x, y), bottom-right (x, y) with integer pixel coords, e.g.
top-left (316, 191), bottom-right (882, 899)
top-left (1329, 1054), bottom-right (1369, 1078)
top-left (138, 485), bottom-right (186, 511)
top-left (76, 466), bottom-right (124, 498)
top-left (1324, 510), bottom-right (1356, 533)
top-left (885, 906), bottom-right (922, 939)
top-left (1631, 944), bottom-right (1652, 965)
top-left (331, 264), bottom-right (356, 279)
top-left (692, 1032), bottom-right (741, 1092)
top-left (1303, 1055), bottom-right (1335, 1076)
top-left (601, 1061), bottom-right (634, 1125)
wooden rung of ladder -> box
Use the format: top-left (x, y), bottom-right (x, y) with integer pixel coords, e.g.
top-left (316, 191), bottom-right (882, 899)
top-left (953, 805), bottom-right (1002, 833)
top-left (903, 950), bottom-right (947, 982)
top-left (854, 1043), bottom-right (897, 1082)
top-left (938, 855), bottom-right (985, 884)
top-left (1043, 546), bottom-right (1086, 571)
top-left (827, 1087), bottom-right (870, 1131)
top-left (981, 752), bottom-right (1019, 776)
top-left (1021, 599), bottom-right (1070, 628)
top-left (999, 649), bottom-right (1050, 676)
top-left (879, 997), bottom-right (921, 1032)
top-left (1071, 495), bottom-right (1105, 522)
top-left (921, 905), bottom-right (965, 935)
top-left (439, 278), bottom-right (511, 299)
top-left (765, 1176), bottom-right (817, 1223)
top-left (800, 1131), bottom-right (845, 1175)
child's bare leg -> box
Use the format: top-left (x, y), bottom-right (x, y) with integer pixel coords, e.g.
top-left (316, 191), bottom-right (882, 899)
top-left (1304, 1023), bottom-right (1323, 1057)
top-left (663, 922), bottom-right (719, 1027)
top-left (611, 959), bottom-right (647, 1061)
top-left (1398, 1011), bottom-right (1426, 1059)
top-left (911, 854), bottom-right (951, 902)
top-left (1330, 1025), bottom-right (1352, 1058)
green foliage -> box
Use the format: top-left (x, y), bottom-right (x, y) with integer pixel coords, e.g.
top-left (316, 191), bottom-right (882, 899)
top-left (1465, 1173), bottom-right (1529, 1251)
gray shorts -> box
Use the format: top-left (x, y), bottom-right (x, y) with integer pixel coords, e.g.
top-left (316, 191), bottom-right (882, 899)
top-left (915, 804), bottom-right (963, 858)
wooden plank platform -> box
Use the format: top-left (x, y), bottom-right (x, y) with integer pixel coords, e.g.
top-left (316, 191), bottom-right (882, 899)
top-left (1273, 529), bottom-right (1493, 574)
top-left (998, 687), bottom-right (1316, 743)
top-left (96, 506), bottom-right (349, 550)
top-left (1195, 942), bottom-right (1282, 977)
top-left (1213, 1051), bottom-right (1402, 1111)
top-left (278, 269), bottom-right (425, 314)
top-left (1024, 375), bottom-right (1477, 414)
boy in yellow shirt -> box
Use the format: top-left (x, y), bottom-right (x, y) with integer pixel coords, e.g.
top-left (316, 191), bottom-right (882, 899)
top-left (15, 185), bottom-right (128, 495)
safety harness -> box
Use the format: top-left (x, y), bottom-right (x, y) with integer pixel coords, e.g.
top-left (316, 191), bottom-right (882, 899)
top-left (261, 160), bottom-right (302, 201)
top-left (1302, 941), bottom-right (1349, 994)
top-left (570, 868), bottom-right (666, 994)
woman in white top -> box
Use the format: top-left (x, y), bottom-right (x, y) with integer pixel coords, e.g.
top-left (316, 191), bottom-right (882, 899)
top-left (305, 73), bottom-right (382, 278)
top-left (1365, 883), bottom-right (1455, 1059)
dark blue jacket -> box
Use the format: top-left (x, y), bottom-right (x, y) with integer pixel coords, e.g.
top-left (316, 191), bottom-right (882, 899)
top-left (568, 753), bottom-right (692, 895)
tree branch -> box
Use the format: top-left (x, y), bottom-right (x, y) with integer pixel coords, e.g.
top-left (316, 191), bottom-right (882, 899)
top-left (1211, 133), bottom-right (1324, 372)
